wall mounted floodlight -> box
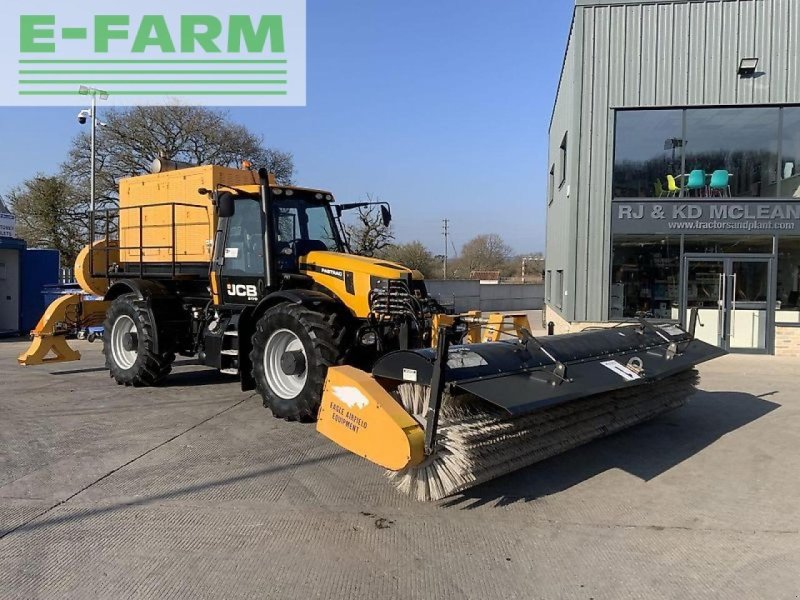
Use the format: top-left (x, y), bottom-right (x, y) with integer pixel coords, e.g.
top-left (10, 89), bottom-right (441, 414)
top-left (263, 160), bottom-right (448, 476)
top-left (738, 58), bottom-right (759, 77)
top-left (663, 138), bottom-right (684, 150)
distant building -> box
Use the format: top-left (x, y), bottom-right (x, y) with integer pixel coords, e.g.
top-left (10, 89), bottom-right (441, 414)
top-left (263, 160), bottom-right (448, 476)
top-left (546, 0), bottom-right (800, 356)
top-left (469, 270), bottom-right (501, 282)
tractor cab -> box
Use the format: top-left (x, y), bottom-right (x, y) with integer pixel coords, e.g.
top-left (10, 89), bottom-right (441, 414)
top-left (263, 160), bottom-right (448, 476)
top-left (212, 180), bottom-right (346, 306)
top-left (212, 172), bottom-right (392, 308)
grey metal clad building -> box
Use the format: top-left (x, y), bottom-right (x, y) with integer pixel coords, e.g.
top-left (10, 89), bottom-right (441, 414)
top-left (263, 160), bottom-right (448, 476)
top-left (546, 0), bottom-right (800, 356)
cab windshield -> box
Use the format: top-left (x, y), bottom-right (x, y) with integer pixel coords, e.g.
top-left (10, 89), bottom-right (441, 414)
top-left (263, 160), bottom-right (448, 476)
top-left (272, 192), bottom-right (344, 254)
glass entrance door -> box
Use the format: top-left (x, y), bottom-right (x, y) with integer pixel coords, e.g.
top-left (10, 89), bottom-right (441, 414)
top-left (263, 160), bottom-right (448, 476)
top-left (728, 260), bottom-right (770, 351)
top-left (682, 256), bottom-right (773, 352)
top-left (684, 259), bottom-right (725, 347)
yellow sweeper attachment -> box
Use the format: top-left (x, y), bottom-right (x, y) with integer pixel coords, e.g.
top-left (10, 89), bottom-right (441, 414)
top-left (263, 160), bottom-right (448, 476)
top-left (317, 316), bottom-right (726, 501)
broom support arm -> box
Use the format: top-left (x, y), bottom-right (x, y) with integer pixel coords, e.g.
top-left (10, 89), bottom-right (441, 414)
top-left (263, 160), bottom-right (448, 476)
top-left (518, 328), bottom-right (567, 385)
top-left (423, 326), bottom-right (450, 455)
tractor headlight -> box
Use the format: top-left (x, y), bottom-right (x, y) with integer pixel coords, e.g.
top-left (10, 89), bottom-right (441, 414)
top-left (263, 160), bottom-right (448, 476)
top-left (359, 330), bottom-right (378, 346)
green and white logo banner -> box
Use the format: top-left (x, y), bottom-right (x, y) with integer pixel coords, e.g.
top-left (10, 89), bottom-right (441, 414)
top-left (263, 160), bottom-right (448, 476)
top-left (4, 0), bottom-right (305, 106)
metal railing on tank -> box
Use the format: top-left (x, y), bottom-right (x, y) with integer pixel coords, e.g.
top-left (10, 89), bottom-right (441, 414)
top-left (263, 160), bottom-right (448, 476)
top-left (88, 202), bottom-right (211, 281)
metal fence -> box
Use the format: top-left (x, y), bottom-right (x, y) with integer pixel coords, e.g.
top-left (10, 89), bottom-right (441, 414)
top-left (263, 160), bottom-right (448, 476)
top-left (425, 280), bottom-right (544, 313)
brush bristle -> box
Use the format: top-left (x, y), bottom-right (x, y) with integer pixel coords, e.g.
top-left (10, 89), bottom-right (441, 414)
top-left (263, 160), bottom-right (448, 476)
top-left (387, 370), bottom-right (700, 501)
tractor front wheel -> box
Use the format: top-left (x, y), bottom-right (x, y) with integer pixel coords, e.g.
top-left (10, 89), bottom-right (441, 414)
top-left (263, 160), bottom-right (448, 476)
top-left (250, 303), bottom-right (345, 421)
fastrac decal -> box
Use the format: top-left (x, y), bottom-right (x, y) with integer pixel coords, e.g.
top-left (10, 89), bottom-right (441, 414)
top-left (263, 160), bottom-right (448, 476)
top-left (331, 386), bottom-right (369, 409)
top-left (319, 267), bottom-right (344, 280)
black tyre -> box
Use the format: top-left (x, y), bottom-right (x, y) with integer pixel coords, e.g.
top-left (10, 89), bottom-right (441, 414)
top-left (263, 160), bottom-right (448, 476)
top-left (103, 293), bottom-right (175, 386)
top-left (250, 303), bottom-right (345, 421)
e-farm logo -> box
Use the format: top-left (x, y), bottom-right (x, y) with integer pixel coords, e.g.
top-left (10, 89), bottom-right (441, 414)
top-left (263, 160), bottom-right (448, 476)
top-left (3, 1), bottom-right (306, 106)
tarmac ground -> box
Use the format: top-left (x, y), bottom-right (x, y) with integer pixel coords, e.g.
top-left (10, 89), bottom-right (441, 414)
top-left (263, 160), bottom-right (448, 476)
top-left (1, 336), bottom-right (798, 599)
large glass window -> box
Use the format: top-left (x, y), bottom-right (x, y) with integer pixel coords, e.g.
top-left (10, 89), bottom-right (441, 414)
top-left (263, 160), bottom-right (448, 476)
top-left (684, 107), bottom-right (779, 198)
top-left (683, 236), bottom-right (774, 255)
top-left (612, 106), bottom-right (800, 199)
top-left (611, 236), bottom-right (680, 319)
top-left (777, 237), bottom-right (800, 324)
top-left (780, 108), bottom-right (800, 198)
top-left (613, 110), bottom-right (684, 198)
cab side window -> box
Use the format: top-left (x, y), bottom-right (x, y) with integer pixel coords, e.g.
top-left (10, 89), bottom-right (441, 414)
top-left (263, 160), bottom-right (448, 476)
top-left (221, 199), bottom-right (265, 277)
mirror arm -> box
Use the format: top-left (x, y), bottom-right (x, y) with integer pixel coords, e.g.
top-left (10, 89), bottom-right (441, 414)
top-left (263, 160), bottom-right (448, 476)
top-left (336, 201), bottom-right (390, 211)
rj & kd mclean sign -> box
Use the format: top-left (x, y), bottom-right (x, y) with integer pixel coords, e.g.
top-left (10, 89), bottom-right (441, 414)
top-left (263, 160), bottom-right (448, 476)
top-left (613, 200), bottom-right (800, 235)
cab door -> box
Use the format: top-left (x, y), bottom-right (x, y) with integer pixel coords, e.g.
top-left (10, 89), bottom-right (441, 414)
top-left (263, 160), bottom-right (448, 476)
top-left (216, 197), bottom-right (267, 305)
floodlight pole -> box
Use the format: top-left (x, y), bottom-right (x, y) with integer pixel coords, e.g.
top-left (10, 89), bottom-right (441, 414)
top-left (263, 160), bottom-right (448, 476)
top-left (78, 85), bottom-right (107, 271)
top-left (90, 92), bottom-right (96, 214)
top-left (78, 86), bottom-right (107, 214)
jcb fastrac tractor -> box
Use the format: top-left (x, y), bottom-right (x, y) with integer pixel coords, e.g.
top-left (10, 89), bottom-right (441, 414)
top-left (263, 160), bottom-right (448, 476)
top-left (20, 163), bottom-right (725, 501)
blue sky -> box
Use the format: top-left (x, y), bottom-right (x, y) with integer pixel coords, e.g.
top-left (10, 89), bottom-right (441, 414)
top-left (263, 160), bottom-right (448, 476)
top-left (0, 1), bottom-right (573, 253)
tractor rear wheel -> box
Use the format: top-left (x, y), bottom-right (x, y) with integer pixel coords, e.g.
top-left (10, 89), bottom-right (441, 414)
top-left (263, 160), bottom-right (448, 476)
top-left (103, 293), bottom-right (175, 386)
top-left (250, 303), bottom-right (345, 421)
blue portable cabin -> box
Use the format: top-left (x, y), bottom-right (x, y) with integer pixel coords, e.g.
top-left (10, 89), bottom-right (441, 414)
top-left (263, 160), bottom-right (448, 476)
top-left (0, 236), bottom-right (60, 336)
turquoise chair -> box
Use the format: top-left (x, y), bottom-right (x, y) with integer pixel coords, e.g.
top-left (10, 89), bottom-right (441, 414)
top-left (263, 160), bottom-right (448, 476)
top-left (686, 169), bottom-right (707, 196)
top-left (709, 170), bottom-right (731, 197)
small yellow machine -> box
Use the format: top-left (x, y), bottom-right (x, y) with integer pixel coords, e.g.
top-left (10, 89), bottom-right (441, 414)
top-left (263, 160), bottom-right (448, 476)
top-left (20, 162), bottom-right (724, 501)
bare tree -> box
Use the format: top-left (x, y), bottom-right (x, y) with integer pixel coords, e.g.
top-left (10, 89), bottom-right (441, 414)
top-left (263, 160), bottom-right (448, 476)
top-left (4, 175), bottom-right (85, 265)
top-left (342, 195), bottom-right (395, 257)
top-left (457, 234), bottom-right (513, 275)
top-left (63, 105), bottom-right (295, 212)
top-left (381, 241), bottom-right (436, 276)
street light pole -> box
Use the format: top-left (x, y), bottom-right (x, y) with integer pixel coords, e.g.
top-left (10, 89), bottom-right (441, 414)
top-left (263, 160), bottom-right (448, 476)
top-left (90, 92), bottom-right (96, 214)
top-left (442, 218), bottom-right (449, 279)
top-left (77, 86), bottom-right (108, 215)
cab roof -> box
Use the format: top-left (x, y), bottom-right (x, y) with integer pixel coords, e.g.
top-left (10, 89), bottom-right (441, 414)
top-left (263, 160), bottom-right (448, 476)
top-left (233, 184), bottom-right (335, 200)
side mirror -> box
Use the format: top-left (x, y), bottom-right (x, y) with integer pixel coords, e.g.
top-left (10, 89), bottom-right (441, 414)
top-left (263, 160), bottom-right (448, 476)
top-left (380, 205), bottom-right (392, 227)
top-left (218, 192), bottom-right (235, 218)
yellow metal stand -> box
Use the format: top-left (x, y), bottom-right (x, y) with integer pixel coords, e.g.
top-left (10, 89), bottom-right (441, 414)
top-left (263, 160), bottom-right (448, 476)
top-left (17, 334), bottom-right (82, 365)
top-left (17, 294), bottom-right (109, 366)
top-left (481, 312), bottom-right (532, 343)
top-left (431, 311), bottom-right (532, 347)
